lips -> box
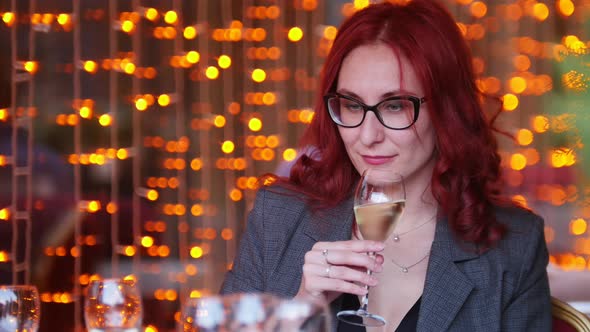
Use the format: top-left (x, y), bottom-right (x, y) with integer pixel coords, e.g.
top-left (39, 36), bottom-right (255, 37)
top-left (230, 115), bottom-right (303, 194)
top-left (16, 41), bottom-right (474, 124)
top-left (361, 155), bottom-right (396, 165)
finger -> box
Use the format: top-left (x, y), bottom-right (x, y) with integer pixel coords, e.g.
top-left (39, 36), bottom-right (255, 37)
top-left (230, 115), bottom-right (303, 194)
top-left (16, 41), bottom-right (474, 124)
top-left (308, 249), bottom-right (384, 272)
top-left (325, 264), bottom-right (379, 287)
top-left (306, 275), bottom-right (369, 296)
top-left (312, 240), bottom-right (385, 253)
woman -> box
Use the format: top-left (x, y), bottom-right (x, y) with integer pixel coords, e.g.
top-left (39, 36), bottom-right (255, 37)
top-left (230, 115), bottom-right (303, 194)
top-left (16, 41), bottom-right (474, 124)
top-left (221, 1), bottom-right (551, 330)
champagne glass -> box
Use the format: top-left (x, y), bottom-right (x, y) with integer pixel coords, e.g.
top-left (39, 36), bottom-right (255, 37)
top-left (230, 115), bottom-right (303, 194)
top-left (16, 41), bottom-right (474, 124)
top-left (179, 293), bottom-right (280, 332)
top-left (84, 278), bottom-right (143, 332)
top-left (337, 168), bottom-right (406, 327)
top-left (0, 285), bottom-right (40, 332)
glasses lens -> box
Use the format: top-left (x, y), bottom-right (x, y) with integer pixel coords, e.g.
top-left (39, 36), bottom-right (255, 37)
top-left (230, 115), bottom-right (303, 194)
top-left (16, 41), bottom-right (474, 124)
top-left (328, 97), bottom-right (364, 127)
top-left (376, 98), bottom-right (416, 129)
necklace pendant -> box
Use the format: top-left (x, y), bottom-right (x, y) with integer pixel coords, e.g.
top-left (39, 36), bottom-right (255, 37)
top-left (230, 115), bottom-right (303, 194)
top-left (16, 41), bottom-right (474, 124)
top-left (393, 234), bottom-right (400, 242)
top-left (401, 267), bottom-right (408, 273)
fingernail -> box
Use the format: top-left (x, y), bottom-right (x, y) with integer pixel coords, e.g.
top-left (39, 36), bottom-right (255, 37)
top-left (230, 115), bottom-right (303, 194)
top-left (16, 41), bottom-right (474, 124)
top-left (374, 242), bottom-right (385, 251)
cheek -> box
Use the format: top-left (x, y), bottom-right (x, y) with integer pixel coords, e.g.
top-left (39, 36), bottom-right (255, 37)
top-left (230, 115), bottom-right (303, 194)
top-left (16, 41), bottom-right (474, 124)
top-left (338, 127), bottom-right (356, 150)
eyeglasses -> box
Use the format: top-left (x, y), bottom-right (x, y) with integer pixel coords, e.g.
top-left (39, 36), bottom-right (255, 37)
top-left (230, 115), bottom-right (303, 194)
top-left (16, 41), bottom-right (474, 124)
top-left (324, 93), bottom-right (426, 130)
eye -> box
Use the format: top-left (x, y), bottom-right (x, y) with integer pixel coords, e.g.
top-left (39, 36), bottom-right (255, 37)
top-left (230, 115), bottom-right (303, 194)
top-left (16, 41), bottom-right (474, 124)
top-left (342, 100), bottom-right (363, 112)
top-left (380, 100), bottom-right (404, 112)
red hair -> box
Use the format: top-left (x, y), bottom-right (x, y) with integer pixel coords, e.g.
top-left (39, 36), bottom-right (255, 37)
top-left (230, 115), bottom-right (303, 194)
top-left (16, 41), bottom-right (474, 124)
top-left (280, 0), bottom-right (513, 249)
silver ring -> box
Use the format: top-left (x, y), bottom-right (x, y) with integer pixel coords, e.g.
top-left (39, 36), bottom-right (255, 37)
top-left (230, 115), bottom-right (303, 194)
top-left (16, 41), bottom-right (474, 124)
top-left (325, 265), bottom-right (331, 278)
top-left (322, 249), bottom-right (329, 263)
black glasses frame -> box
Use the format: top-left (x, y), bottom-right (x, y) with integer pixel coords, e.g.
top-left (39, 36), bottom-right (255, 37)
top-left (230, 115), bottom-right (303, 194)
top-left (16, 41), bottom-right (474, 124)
top-left (324, 92), bottom-right (426, 130)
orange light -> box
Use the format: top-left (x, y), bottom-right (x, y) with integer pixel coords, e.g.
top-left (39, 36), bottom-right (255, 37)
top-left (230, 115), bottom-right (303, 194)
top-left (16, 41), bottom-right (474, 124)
top-left (2, 12), bottom-right (15, 26)
top-left (229, 189), bottom-right (243, 201)
top-left (184, 26), bottom-right (197, 39)
top-left (513, 55), bottom-right (531, 71)
top-left (306, 0), bottom-right (318, 11)
top-left (213, 115), bottom-right (226, 128)
top-left (0, 251), bottom-right (9, 262)
top-left (287, 27), bottom-right (303, 42)
top-left (283, 148), bottom-right (297, 161)
top-left (470, 1), bottom-right (487, 18)
top-left (221, 141), bottom-right (235, 154)
top-left (164, 11), bottom-right (178, 24)
top-left (79, 106), bottom-right (92, 119)
top-left (533, 3), bottom-right (549, 21)
top-left (24, 61), bottom-right (39, 74)
top-left (121, 20), bottom-right (135, 33)
top-left (87, 200), bottom-right (101, 213)
top-left (251, 69), bottom-right (266, 83)
top-left (57, 14), bottom-right (70, 25)
top-left (124, 246), bottom-right (136, 256)
top-left (248, 118), bottom-right (262, 132)
top-left (157, 245), bottom-right (170, 257)
top-left (0, 208), bottom-right (10, 220)
top-left (508, 77), bottom-right (527, 94)
top-left (98, 114), bottom-right (112, 126)
top-left (83, 60), bottom-right (98, 73)
top-left (532, 115), bottom-right (549, 133)
top-left (502, 93), bottom-right (519, 111)
top-left (218, 55), bottom-right (231, 69)
top-left (147, 190), bottom-right (159, 201)
top-left (117, 149), bottom-right (128, 160)
top-left (141, 236), bottom-right (154, 248)
top-left (323, 26), bottom-right (337, 40)
top-left (191, 158), bottom-right (203, 171)
top-left (135, 98), bottom-right (148, 111)
top-left (145, 8), bottom-right (159, 21)
top-left (205, 66), bottom-right (219, 80)
top-left (570, 218), bottom-right (587, 235)
top-left (0, 109), bottom-right (8, 121)
top-left (516, 129), bottom-right (534, 146)
top-left (510, 153), bottom-right (527, 171)
top-left (190, 246), bottom-right (204, 258)
top-left (158, 94), bottom-right (171, 107)
top-left (186, 51), bottom-right (200, 64)
top-left (353, 0), bottom-right (370, 10)
top-left (557, 0), bottom-right (575, 17)
top-left (550, 148), bottom-right (575, 168)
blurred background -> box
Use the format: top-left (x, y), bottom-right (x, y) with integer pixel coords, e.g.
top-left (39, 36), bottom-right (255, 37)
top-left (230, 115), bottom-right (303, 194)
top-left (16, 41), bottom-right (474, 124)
top-left (0, 0), bottom-right (588, 330)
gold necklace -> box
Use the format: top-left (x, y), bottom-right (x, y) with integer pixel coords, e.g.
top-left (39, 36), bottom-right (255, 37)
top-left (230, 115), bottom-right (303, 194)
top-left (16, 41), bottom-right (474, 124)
top-left (389, 251), bottom-right (430, 273)
top-left (392, 214), bottom-right (436, 242)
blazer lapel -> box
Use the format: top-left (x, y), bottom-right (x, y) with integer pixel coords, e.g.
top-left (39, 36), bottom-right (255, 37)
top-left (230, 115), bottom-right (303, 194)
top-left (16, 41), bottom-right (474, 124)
top-left (417, 216), bottom-right (479, 331)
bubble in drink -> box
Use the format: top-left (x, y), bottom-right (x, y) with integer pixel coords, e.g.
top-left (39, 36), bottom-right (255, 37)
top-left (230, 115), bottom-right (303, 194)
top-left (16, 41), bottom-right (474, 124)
top-left (354, 201), bottom-right (405, 241)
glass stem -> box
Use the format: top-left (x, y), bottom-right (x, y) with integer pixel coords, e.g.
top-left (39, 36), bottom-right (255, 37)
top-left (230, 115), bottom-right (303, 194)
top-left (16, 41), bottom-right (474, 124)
top-left (360, 251), bottom-right (375, 312)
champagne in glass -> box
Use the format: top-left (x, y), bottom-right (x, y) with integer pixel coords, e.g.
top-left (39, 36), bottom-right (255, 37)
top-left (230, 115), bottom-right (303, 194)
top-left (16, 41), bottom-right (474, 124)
top-left (354, 201), bottom-right (405, 242)
top-left (337, 168), bottom-right (406, 327)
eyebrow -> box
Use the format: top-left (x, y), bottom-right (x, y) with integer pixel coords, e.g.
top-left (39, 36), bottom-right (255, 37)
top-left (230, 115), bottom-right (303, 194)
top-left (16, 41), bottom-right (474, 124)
top-left (335, 88), bottom-right (417, 102)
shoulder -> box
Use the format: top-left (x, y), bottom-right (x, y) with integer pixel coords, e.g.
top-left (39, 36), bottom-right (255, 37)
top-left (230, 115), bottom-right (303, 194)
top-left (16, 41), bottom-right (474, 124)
top-left (253, 184), bottom-right (309, 215)
top-left (487, 205), bottom-right (548, 276)
top-left (494, 205), bottom-right (544, 245)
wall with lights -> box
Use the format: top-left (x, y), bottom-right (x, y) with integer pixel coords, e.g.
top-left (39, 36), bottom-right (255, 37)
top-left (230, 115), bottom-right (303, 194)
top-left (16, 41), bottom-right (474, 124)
top-left (0, 0), bottom-right (589, 330)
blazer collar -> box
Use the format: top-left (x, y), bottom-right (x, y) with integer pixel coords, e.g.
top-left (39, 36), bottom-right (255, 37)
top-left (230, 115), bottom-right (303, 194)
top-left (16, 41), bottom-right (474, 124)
top-left (417, 215), bottom-right (479, 331)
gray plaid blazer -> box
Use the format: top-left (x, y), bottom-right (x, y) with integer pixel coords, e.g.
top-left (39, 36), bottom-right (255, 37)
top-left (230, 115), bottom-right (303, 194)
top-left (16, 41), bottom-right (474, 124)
top-left (221, 187), bottom-right (552, 331)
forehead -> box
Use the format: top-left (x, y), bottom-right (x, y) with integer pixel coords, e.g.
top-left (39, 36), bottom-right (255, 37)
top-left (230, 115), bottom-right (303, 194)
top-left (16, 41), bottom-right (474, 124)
top-left (336, 43), bottom-right (422, 99)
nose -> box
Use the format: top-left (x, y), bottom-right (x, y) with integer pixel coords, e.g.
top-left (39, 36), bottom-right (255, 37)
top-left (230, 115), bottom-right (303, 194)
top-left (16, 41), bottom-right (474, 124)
top-left (359, 111), bottom-right (385, 146)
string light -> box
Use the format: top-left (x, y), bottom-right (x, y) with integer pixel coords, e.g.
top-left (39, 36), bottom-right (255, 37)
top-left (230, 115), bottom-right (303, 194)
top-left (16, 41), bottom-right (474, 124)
top-left (1, 3), bottom-right (588, 331)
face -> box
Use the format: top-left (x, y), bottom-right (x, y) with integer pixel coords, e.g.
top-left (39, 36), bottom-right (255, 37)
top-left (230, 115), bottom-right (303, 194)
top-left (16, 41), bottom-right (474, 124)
top-left (336, 43), bottom-right (437, 189)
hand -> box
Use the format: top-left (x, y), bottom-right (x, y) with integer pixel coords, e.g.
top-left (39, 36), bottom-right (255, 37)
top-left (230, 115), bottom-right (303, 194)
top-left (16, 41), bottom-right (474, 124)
top-left (295, 240), bottom-right (385, 302)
